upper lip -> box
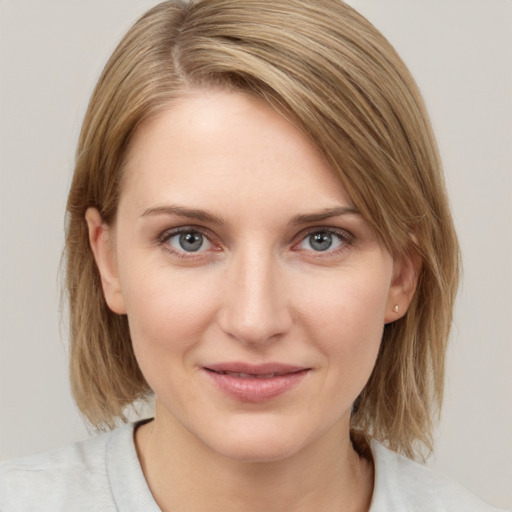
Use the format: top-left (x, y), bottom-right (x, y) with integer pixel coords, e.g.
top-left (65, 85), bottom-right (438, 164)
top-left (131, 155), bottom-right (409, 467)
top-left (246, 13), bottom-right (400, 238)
top-left (203, 362), bottom-right (308, 376)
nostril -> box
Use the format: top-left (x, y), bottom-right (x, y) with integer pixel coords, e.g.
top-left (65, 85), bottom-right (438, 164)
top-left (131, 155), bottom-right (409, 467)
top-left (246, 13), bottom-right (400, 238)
top-left (217, 307), bottom-right (292, 346)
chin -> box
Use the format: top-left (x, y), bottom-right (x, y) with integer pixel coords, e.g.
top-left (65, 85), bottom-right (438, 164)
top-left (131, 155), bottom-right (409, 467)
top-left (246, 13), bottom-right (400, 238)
top-left (194, 415), bottom-right (321, 464)
top-left (212, 434), bottom-right (304, 464)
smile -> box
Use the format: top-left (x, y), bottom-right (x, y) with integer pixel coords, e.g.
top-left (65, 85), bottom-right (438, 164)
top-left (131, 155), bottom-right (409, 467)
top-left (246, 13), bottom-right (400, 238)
top-left (203, 363), bottom-right (310, 402)
top-left (211, 371), bottom-right (292, 379)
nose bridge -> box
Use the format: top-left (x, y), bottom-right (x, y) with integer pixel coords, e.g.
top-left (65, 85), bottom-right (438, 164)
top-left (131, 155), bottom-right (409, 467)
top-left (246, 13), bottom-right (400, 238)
top-left (219, 242), bottom-right (291, 345)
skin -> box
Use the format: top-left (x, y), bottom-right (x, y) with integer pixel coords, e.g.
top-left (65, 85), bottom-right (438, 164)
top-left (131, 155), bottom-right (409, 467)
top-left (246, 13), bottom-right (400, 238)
top-left (87, 89), bottom-right (417, 512)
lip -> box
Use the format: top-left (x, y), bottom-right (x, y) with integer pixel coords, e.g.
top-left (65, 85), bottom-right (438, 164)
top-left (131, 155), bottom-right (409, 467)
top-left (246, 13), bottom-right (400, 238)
top-left (202, 362), bottom-right (310, 403)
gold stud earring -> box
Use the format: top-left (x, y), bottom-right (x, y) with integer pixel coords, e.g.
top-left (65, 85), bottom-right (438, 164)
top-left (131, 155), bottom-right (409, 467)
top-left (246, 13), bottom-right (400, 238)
top-left (393, 304), bottom-right (399, 313)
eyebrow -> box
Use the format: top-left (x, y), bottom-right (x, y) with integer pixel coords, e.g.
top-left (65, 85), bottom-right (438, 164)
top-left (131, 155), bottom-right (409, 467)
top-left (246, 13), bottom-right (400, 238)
top-left (140, 204), bottom-right (359, 226)
top-left (288, 206), bottom-right (360, 226)
top-left (140, 205), bottom-right (225, 225)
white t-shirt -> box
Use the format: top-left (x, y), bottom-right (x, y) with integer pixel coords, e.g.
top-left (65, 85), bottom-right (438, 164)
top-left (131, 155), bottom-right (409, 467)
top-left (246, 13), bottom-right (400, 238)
top-left (0, 421), bottom-right (505, 511)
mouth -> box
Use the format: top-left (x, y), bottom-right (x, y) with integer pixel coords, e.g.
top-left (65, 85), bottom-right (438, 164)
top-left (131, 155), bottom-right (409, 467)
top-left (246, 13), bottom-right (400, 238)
top-left (207, 370), bottom-right (295, 379)
top-left (202, 363), bottom-right (310, 402)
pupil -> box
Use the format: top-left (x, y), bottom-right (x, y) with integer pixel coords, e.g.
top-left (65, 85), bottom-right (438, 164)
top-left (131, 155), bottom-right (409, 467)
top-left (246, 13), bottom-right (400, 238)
top-left (179, 232), bottom-right (203, 252)
top-left (310, 232), bottom-right (332, 251)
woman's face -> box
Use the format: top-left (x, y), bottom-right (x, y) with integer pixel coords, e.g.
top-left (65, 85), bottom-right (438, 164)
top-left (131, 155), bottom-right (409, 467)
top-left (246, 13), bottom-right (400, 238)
top-left (88, 89), bottom-right (413, 462)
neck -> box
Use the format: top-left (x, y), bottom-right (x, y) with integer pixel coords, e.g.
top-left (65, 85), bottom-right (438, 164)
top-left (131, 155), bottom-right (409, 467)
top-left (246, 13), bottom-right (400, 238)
top-left (135, 411), bottom-right (374, 512)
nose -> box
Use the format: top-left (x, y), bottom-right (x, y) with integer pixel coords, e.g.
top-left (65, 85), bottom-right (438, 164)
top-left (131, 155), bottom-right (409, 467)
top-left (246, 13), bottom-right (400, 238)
top-left (217, 247), bottom-right (293, 346)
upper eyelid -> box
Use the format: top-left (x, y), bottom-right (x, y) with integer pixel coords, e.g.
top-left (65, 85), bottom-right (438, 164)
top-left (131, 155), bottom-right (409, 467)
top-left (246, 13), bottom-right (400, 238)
top-left (158, 227), bottom-right (216, 257)
top-left (157, 227), bottom-right (215, 254)
top-left (159, 225), bottom-right (214, 242)
top-left (294, 226), bottom-right (353, 242)
top-left (157, 225), bottom-right (353, 252)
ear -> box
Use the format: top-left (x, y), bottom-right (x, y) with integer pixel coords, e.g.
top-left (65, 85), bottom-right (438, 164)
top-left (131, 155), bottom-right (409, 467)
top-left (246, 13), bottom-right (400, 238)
top-left (384, 250), bottom-right (421, 324)
top-left (85, 207), bottom-right (127, 315)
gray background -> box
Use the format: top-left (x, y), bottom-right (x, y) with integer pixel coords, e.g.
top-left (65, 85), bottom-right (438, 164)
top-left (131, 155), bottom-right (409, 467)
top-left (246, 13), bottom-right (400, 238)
top-left (1, 1), bottom-right (511, 509)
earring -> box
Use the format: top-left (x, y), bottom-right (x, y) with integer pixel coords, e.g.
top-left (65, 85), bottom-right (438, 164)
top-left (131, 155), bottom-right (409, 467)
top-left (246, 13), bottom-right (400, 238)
top-left (393, 304), bottom-right (399, 313)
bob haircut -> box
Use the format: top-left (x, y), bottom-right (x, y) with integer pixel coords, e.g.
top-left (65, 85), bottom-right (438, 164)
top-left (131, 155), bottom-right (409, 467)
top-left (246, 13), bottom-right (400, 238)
top-left (65, 0), bottom-right (459, 459)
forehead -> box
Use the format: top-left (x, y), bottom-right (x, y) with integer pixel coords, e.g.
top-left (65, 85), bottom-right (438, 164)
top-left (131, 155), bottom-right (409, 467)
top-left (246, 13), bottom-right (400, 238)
top-left (120, 89), bottom-right (353, 217)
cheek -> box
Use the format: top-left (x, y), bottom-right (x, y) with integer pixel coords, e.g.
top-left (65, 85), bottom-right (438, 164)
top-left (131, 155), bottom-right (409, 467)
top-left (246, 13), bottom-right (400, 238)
top-left (303, 267), bottom-right (390, 334)
top-left (299, 268), bottom-right (391, 375)
top-left (120, 265), bottom-right (219, 359)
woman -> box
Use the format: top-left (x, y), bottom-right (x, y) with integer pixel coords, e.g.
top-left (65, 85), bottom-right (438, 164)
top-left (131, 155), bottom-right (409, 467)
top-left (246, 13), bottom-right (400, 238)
top-left (0, 1), bottom-right (505, 510)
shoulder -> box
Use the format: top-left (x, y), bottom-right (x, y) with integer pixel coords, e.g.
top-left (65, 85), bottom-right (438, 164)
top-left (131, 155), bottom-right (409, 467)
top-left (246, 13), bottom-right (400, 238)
top-left (370, 440), bottom-right (507, 512)
top-left (0, 427), bottom-right (120, 512)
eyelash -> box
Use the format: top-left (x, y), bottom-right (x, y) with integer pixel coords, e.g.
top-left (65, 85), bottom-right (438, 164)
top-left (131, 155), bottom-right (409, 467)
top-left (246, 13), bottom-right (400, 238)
top-left (157, 226), bottom-right (353, 259)
top-left (293, 227), bottom-right (353, 257)
top-left (158, 227), bottom-right (217, 259)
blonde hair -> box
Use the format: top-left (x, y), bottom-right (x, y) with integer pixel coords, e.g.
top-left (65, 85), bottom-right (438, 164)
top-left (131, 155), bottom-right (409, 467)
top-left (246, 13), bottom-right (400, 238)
top-left (65, 0), bottom-right (459, 459)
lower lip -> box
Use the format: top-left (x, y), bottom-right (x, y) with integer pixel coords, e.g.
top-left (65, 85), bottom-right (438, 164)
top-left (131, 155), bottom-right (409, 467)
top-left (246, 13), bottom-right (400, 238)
top-left (204, 369), bottom-right (309, 403)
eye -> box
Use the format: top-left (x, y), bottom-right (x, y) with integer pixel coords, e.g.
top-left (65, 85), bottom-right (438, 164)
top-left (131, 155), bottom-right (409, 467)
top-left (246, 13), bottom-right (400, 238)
top-left (164, 229), bottom-right (212, 253)
top-left (297, 229), bottom-right (350, 253)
